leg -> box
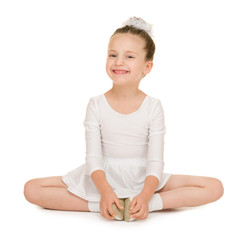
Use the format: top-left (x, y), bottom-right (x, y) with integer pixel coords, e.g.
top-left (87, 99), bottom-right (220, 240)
top-left (155, 174), bottom-right (224, 209)
top-left (24, 176), bottom-right (89, 211)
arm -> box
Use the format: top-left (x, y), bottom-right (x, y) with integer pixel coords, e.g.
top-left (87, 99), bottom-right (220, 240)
top-left (83, 98), bottom-right (113, 192)
top-left (83, 98), bottom-right (122, 219)
top-left (91, 170), bottom-right (123, 220)
top-left (130, 100), bottom-right (166, 219)
top-left (83, 97), bottom-right (105, 176)
top-left (140, 175), bottom-right (159, 201)
top-left (142, 99), bottom-right (166, 199)
top-left (91, 170), bottom-right (113, 194)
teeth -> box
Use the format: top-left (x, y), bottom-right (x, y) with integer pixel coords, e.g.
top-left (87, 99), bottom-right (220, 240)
top-left (114, 70), bottom-right (128, 74)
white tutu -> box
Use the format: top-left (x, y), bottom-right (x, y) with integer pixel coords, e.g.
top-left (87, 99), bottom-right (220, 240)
top-left (62, 156), bottom-right (171, 202)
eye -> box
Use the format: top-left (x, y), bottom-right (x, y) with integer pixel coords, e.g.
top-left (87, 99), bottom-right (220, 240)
top-left (127, 55), bottom-right (134, 59)
top-left (109, 54), bottom-right (116, 57)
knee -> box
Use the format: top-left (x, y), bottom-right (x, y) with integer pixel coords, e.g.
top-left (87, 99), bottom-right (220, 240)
top-left (208, 177), bottom-right (224, 201)
top-left (24, 178), bottom-right (41, 204)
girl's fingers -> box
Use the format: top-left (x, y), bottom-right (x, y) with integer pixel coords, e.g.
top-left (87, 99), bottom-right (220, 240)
top-left (107, 206), bottom-right (115, 218)
top-left (101, 205), bottom-right (115, 220)
top-left (104, 209), bottom-right (115, 220)
top-left (131, 207), bottom-right (144, 218)
top-left (131, 209), bottom-right (148, 220)
top-left (137, 211), bottom-right (148, 220)
top-left (141, 210), bottom-right (149, 219)
top-left (115, 199), bottom-right (124, 210)
top-left (130, 197), bottom-right (137, 210)
top-left (130, 203), bottom-right (140, 214)
top-left (106, 214), bottom-right (114, 220)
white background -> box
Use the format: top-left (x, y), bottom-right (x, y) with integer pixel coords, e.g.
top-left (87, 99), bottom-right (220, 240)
top-left (0, 0), bottom-right (241, 239)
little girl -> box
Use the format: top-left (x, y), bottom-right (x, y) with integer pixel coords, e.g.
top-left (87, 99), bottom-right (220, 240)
top-left (24, 17), bottom-right (224, 222)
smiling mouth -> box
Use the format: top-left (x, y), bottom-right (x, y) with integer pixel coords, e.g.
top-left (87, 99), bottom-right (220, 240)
top-left (113, 70), bottom-right (129, 75)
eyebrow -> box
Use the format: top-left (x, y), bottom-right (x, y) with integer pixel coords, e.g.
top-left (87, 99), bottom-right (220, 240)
top-left (109, 49), bottom-right (138, 55)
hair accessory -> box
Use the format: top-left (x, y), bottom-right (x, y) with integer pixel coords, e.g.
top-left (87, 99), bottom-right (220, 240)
top-left (121, 17), bottom-right (154, 38)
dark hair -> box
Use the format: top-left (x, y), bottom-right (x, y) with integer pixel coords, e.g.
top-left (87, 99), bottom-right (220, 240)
top-left (110, 25), bottom-right (155, 61)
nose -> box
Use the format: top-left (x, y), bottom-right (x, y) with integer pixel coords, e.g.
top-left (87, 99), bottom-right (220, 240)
top-left (115, 56), bottom-right (125, 66)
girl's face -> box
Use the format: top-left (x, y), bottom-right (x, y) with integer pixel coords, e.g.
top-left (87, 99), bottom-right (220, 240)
top-left (106, 33), bottom-right (153, 86)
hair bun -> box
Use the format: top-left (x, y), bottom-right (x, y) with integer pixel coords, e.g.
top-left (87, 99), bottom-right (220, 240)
top-left (121, 17), bottom-right (154, 37)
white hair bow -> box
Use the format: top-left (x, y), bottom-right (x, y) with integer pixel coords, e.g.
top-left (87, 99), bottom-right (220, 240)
top-left (121, 17), bottom-right (154, 38)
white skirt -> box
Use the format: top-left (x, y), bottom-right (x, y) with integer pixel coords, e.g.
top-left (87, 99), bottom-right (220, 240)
top-left (62, 156), bottom-right (172, 202)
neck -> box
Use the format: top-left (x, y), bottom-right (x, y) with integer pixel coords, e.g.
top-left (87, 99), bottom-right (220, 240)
top-left (110, 84), bottom-right (142, 100)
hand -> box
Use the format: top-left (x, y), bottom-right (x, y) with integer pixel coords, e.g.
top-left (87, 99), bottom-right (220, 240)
top-left (100, 190), bottom-right (124, 220)
top-left (129, 193), bottom-right (150, 220)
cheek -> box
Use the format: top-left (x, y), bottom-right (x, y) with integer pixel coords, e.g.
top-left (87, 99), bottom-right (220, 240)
top-left (106, 57), bottom-right (114, 67)
top-left (131, 62), bottom-right (145, 74)
top-left (106, 60), bottom-right (111, 72)
top-left (106, 60), bottom-right (114, 77)
top-left (137, 62), bottom-right (148, 73)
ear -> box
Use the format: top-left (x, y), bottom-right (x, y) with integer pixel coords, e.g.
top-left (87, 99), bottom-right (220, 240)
top-left (143, 61), bottom-right (153, 76)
